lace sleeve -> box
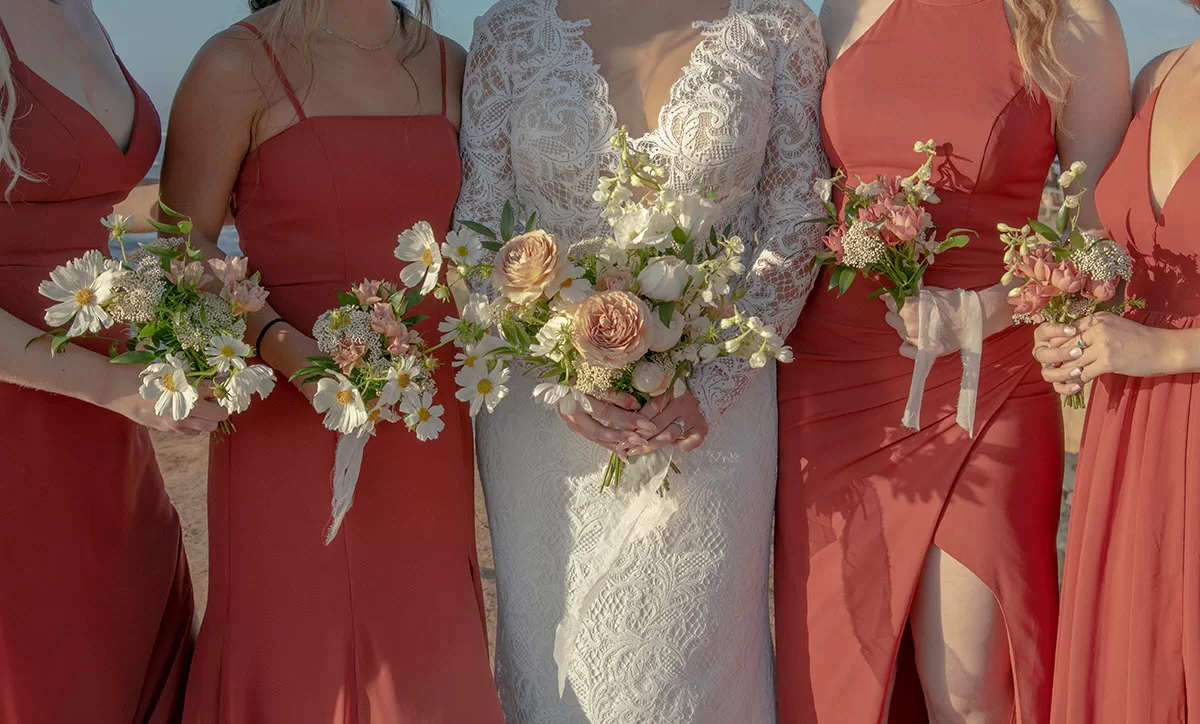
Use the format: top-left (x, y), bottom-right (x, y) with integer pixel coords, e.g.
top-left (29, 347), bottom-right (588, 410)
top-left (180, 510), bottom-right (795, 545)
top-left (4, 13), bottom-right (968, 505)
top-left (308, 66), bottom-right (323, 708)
top-left (691, 12), bottom-right (828, 424)
top-left (454, 15), bottom-right (517, 296)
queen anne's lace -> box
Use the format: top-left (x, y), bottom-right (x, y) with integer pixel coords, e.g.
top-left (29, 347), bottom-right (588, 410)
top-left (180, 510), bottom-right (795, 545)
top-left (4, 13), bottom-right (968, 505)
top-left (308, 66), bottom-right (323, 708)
top-left (456, 1), bottom-right (826, 721)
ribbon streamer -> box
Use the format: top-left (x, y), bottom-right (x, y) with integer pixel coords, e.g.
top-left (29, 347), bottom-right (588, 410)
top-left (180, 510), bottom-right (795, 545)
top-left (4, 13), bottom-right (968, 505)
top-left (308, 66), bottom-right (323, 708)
top-left (553, 449), bottom-right (678, 697)
top-left (324, 432), bottom-right (368, 545)
top-left (901, 288), bottom-right (983, 438)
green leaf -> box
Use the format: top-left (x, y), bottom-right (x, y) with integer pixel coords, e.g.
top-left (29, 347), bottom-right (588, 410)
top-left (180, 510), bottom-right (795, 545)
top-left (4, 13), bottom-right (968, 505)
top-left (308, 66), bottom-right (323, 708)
top-left (51, 335), bottom-right (72, 355)
top-left (866, 287), bottom-right (889, 301)
top-left (935, 234), bottom-right (971, 254)
top-left (401, 314), bottom-right (429, 327)
top-left (723, 223), bottom-right (733, 239)
top-left (177, 219), bottom-right (194, 235)
top-left (147, 218), bottom-right (184, 236)
top-left (460, 220), bottom-right (497, 241)
top-left (836, 267), bottom-right (855, 296)
top-left (404, 288), bottom-right (424, 308)
top-left (501, 202), bottom-right (515, 242)
top-left (140, 243), bottom-right (184, 260)
top-left (25, 330), bottom-right (57, 351)
top-left (336, 290), bottom-right (359, 307)
top-left (481, 240), bottom-right (504, 253)
top-left (672, 227), bottom-right (689, 246)
top-left (1056, 203), bottom-right (1071, 235)
top-left (110, 350), bottom-right (156, 365)
top-left (657, 301), bottom-right (676, 326)
top-left (1069, 230), bottom-right (1088, 251)
top-left (710, 226), bottom-right (719, 246)
top-left (157, 199), bottom-right (186, 218)
top-left (526, 211), bottom-right (538, 232)
top-left (680, 240), bottom-right (695, 265)
top-left (1029, 220), bottom-right (1060, 243)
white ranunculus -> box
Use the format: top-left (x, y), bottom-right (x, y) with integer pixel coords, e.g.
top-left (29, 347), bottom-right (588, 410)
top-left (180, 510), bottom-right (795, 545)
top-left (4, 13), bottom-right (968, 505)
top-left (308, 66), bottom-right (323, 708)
top-left (647, 308), bottom-right (685, 352)
top-left (613, 206), bottom-right (675, 250)
top-left (139, 354), bottom-right (199, 421)
top-left (394, 221), bottom-right (444, 295)
top-left (638, 257), bottom-right (690, 302)
top-left (40, 250), bottom-right (119, 337)
top-left (313, 373), bottom-right (369, 435)
top-left (631, 360), bottom-right (671, 397)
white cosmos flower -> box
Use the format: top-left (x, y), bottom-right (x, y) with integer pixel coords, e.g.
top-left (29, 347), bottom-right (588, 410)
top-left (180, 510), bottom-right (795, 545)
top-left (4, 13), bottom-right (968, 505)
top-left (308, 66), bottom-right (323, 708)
top-left (379, 356), bottom-right (421, 407)
top-left (139, 354), bottom-right (198, 421)
top-left (40, 250), bottom-right (119, 337)
top-left (453, 335), bottom-right (505, 369)
top-left (549, 265), bottom-right (589, 303)
top-left (455, 362), bottom-right (510, 416)
top-left (218, 364), bottom-right (276, 413)
top-left (205, 334), bottom-right (251, 374)
top-left (100, 213), bottom-right (133, 238)
top-left (313, 373), bottom-right (369, 435)
top-left (357, 405), bottom-right (402, 439)
top-left (532, 382), bottom-right (572, 407)
top-left (394, 221), bottom-right (443, 295)
top-left (440, 229), bottom-right (485, 266)
top-left (400, 391), bottom-right (445, 441)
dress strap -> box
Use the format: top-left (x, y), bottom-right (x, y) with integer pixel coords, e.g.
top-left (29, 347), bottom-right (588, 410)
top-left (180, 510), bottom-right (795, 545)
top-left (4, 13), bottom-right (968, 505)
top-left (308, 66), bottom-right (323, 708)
top-left (235, 21), bottom-right (308, 121)
top-left (438, 34), bottom-right (448, 117)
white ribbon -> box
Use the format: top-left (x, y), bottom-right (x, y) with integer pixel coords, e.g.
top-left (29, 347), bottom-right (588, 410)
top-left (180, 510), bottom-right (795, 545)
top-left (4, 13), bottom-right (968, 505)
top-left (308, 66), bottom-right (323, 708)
top-left (901, 288), bottom-right (983, 438)
top-left (324, 432), bottom-right (368, 545)
top-left (553, 449), bottom-right (679, 697)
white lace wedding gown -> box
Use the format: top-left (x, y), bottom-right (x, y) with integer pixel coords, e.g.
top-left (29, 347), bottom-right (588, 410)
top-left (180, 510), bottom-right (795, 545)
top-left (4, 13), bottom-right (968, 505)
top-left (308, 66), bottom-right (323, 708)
top-left (455, 1), bottom-right (826, 721)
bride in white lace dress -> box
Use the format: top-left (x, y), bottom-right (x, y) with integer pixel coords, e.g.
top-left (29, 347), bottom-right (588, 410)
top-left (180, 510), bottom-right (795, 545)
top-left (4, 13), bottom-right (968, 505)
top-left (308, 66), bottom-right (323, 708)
top-left (455, 1), bottom-right (826, 721)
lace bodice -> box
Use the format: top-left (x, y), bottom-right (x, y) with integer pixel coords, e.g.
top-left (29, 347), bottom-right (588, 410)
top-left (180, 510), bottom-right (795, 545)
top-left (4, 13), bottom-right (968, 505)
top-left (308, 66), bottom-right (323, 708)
top-left (456, 0), bottom-right (828, 420)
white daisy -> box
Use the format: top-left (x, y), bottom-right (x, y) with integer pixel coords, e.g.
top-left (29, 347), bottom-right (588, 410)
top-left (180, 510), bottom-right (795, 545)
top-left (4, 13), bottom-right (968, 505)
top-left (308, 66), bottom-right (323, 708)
top-left (357, 404), bottom-right (402, 439)
top-left (313, 373), bottom-right (369, 435)
top-left (455, 362), bottom-right (510, 416)
top-left (400, 391), bottom-right (445, 441)
top-left (39, 250), bottom-right (120, 337)
top-left (379, 356), bottom-right (421, 407)
top-left (394, 221), bottom-right (443, 295)
top-left (205, 334), bottom-right (251, 374)
top-left (453, 335), bottom-right (505, 369)
top-left (440, 229), bottom-right (485, 266)
top-left (218, 364), bottom-right (276, 413)
top-left (138, 354), bottom-right (199, 421)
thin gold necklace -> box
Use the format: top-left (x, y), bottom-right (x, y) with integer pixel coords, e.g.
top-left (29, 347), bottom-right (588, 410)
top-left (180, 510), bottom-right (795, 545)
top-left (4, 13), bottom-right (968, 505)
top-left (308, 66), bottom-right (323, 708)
top-left (320, 6), bottom-right (401, 51)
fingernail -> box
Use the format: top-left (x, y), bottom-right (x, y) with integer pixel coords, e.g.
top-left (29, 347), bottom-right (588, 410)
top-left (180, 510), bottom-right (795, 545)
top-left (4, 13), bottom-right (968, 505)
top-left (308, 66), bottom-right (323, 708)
top-left (1070, 368), bottom-right (1082, 378)
top-left (1070, 385), bottom-right (1081, 393)
top-left (628, 435), bottom-right (649, 446)
top-left (1064, 326), bottom-right (1076, 335)
top-left (636, 420), bottom-right (657, 433)
top-left (1070, 347), bottom-right (1082, 358)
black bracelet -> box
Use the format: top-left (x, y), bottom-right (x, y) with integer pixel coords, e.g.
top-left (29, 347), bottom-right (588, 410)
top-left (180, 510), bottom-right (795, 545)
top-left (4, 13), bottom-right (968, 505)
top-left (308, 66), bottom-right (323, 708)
top-left (254, 318), bottom-right (287, 360)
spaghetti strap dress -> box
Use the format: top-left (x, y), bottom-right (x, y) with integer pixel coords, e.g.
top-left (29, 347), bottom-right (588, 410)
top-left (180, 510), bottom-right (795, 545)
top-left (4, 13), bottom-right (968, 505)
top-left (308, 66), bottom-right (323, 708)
top-left (1052, 49), bottom-right (1200, 724)
top-left (0, 16), bottom-right (194, 724)
top-left (775, 1), bottom-right (1063, 722)
top-left (181, 24), bottom-right (503, 723)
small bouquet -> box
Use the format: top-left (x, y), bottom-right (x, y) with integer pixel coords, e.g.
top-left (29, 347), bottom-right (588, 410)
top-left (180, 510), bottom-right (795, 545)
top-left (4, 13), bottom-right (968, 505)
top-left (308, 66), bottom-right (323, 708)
top-left (290, 221), bottom-right (451, 543)
top-left (450, 128), bottom-right (792, 493)
top-left (812, 140), bottom-right (973, 308)
top-left (1000, 161), bottom-right (1143, 409)
top-left (33, 204), bottom-right (275, 430)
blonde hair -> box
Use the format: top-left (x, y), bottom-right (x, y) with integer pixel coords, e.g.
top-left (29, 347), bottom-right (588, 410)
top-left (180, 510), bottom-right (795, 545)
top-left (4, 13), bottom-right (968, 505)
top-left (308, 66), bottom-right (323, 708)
top-left (1009, 0), bottom-right (1072, 115)
top-left (0, 44), bottom-right (35, 199)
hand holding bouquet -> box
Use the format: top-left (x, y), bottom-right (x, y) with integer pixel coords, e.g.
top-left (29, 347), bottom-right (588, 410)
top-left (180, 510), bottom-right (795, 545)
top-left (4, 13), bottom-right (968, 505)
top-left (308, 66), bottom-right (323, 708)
top-left (450, 128), bottom-right (792, 492)
top-left (33, 205), bottom-right (276, 431)
top-left (1000, 161), bottom-right (1143, 408)
top-left (290, 221), bottom-right (451, 543)
top-left (812, 140), bottom-right (973, 308)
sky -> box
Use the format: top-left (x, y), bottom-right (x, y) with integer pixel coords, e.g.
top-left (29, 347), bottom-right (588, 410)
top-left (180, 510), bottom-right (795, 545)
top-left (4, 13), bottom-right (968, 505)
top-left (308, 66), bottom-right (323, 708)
top-left (100, 0), bottom-right (1200, 115)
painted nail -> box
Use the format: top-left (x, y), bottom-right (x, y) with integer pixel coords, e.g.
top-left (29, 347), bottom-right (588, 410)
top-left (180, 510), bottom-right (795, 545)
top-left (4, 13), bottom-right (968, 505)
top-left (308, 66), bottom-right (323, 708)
top-left (628, 435), bottom-right (649, 446)
top-left (1070, 368), bottom-right (1082, 378)
top-left (1064, 326), bottom-right (1076, 335)
top-left (1070, 385), bottom-right (1081, 393)
top-left (1070, 347), bottom-right (1083, 358)
top-left (636, 420), bottom-right (657, 433)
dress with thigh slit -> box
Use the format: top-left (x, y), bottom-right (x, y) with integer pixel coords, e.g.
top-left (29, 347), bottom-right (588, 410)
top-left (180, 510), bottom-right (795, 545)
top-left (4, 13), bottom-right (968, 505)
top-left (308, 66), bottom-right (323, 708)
top-left (1051, 50), bottom-right (1200, 724)
top-left (181, 24), bottom-right (503, 723)
top-left (0, 16), bottom-right (195, 724)
top-left (775, 1), bottom-right (1063, 722)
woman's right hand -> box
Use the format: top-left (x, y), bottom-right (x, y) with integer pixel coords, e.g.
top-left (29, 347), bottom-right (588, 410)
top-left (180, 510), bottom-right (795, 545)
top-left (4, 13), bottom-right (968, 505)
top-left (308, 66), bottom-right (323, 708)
top-left (1032, 322), bottom-right (1085, 397)
top-left (96, 363), bottom-right (229, 435)
top-left (559, 391), bottom-right (658, 458)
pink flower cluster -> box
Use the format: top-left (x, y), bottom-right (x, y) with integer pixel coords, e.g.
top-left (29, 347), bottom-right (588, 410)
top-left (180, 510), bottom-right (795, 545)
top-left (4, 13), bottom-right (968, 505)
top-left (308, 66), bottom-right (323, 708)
top-left (370, 302), bottom-right (422, 357)
top-left (1008, 247), bottom-right (1118, 321)
top-left (208, 255), bottom-right (268, 316)
top-left (821, 178), bottom-right (931, 263)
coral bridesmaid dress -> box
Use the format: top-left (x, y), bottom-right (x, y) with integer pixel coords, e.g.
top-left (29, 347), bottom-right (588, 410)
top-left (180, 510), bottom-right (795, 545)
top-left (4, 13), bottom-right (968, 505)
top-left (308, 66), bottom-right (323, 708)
top-left (775, 1), bottom-right (1064, 722)
top-left (181, 24), bottom-right (502, 723)
top-left (1052, 50), bottom-right (1200, 724)
top-left (0, 18), bottom-right (194, 724)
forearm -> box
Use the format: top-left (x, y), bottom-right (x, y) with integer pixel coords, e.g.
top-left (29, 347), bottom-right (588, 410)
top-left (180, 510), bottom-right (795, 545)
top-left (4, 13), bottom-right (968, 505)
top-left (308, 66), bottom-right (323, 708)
top-left (980, 281), bottom-right (1018, 339)
top-left (1157, 327), bottom-right (1200, 376)
top-left (0, 305), bottom-right (116, 406)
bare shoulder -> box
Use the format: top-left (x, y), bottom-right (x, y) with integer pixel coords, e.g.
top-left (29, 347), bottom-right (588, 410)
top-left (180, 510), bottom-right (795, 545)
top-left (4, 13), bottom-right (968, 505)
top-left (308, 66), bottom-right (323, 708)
top-left (1055, 0), bottom-right (1126, 50)
top-left (181, 22), bottom-right (271, 96)
top-left (1133, 48), bottom-right (1189, 111)
top-left (442, 35), bottom-right (468, 81)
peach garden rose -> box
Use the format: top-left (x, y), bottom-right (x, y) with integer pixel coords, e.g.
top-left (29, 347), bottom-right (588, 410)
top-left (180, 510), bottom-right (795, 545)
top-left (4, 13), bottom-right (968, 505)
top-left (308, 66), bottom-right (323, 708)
top-left (571, 291), bottom-right (652, 369)
top-left (491, 229), bottom-right (569, 304)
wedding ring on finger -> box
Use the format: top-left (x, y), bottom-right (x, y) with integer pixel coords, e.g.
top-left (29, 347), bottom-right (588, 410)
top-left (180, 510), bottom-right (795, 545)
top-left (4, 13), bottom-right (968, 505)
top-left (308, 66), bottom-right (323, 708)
top-left (1077, 337), bottom-right (1088, 348)
top-left (671, 418), bottom-right (687, 436)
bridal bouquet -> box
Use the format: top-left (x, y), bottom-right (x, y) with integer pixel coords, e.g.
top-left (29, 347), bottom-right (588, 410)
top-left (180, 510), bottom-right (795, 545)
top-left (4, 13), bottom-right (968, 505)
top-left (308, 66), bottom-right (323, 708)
top-left (450, 128), bottom-right (792, 492)
top-left (812, 140), bottom-right (973, 309)
top-left (999, 161), bottom-right (1142, 409)
top-left (290, 221), bottom-right (450, 543)
top-left (33, 205), bottom-right (276, 430)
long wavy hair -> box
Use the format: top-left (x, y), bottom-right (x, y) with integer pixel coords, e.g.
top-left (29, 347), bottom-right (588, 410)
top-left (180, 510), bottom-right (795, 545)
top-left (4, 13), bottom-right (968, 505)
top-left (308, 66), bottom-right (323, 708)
top-left (0, 44), bottom-right (35, 199)
top-left (1009, 0), bottom-right (1072, 115)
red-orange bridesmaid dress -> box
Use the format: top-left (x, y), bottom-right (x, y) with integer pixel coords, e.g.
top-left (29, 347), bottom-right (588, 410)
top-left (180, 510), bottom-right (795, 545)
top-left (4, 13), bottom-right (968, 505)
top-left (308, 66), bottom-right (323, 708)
top-left (181, 24), bottom-right (502, 723)
top-left (776, 1), bottom-right (1064, 722)
top-left (1052, 50), bottom-right (1200, 724)
top-left (0, 18), bottom-right (194, 724)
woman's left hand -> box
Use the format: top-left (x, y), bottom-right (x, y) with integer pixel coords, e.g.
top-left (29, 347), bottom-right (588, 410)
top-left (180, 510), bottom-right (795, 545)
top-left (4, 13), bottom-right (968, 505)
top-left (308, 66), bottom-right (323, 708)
top-left (883, 288), bottom-right (964, 359)
top-left (1064, 312), bottom-right (1180, 382)
top-left (625, 390), bottom-right (709, 456)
